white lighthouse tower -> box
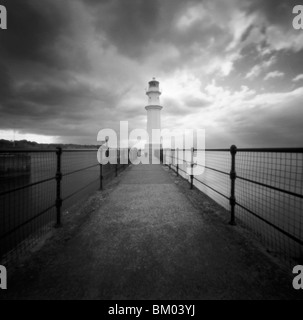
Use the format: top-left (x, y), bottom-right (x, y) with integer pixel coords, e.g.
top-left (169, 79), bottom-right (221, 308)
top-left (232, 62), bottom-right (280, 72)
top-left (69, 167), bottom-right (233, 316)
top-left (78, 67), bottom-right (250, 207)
top-left (145, 77), bottom-right (162, 138)
top-left (145, 78), bottom-right (163, 161)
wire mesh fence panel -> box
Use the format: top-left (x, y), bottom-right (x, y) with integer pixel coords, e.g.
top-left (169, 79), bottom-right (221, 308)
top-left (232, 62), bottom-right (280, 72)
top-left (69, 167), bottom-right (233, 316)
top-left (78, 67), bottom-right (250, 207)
top-left (0, 148), bottom-right (131, 265)
top-left (98, 148), bottom-right (130, 182)
top-left (194, 151), bottom-right (230, 210)
top-left (2, 146), bottom-right (302, 265)
top-left (61, 151), bottom-right (100, 211)
top-left (0, 151), bottom-right (57, 264)
top-left (165, 148), bottom-right (190, 180)
top-left (165, 146), bottom-right (303, 263)
top-left (61, 149), bottom-right (131, 211)
top-left (166, 149), bottom-right (230, 210)
top-left (236, 151), bottom-right (303, 262)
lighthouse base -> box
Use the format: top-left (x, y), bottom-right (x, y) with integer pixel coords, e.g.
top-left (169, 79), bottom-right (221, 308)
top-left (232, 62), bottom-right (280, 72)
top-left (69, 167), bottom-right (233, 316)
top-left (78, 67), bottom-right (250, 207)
top-left (144, 144), bottom-right (163, 164)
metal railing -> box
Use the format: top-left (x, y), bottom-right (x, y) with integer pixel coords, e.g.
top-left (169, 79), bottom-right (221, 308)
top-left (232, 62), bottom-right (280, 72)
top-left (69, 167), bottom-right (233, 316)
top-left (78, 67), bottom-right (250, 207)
top-left (0, 148), bottom-right (133, 264)
top-left (164, 146), bottom-right (303, 262)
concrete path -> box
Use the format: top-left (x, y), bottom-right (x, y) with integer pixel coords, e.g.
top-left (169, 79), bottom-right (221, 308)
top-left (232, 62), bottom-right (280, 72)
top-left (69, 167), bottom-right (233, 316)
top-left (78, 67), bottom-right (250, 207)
top-left (1, 164), bottom-right (301, 300)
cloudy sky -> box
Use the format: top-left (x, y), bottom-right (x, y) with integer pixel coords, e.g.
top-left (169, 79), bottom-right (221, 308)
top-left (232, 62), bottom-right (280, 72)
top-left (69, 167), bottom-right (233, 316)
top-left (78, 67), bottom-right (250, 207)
top-left (0, 0), bottom-right (302, 147)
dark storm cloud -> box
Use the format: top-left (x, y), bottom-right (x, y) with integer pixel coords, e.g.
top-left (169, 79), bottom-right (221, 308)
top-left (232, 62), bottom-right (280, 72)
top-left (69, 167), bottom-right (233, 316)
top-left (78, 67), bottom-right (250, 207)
top-left (0, 62), bottom-right (13, 100)
top-left (230, 97), bottom-right (303, 147)
top-left (246, 0), bottom-right (298, 28)
top-left (183, 96), bottom-right (211, 109)
top-left (0, 0), bottom-right (107, 141)
top-left (0, 0), bottom-right (67, 66)
top-left (82, 0), bottom-right (210, 60)
top-left (1, 76), bottom-right (118, 118)
top-left (82, 0), bottom-right (162, 58)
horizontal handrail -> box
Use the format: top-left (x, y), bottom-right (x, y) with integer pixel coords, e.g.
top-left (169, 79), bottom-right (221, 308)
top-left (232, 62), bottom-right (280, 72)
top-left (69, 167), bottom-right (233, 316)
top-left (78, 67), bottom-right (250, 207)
top-left (0, 176), bottom-right (56, 197)
top-left (62, 149), bottom-right (98, 152)
top-left (2, 147), bottom-right (302, 153)
top-left (0, 204), bottom-right (56, 241)
top-left (237, 148), bottom-right (303, 153)
top-left (62, 164), bottom-right (99, 177)
top-left (236, 202), bottom-right (303, 246)
top-left (0, 149), bottom-right (97, 153)
top-left (166, 148), bottom-right (229, 152)
top-left (237, 175), bottom-right (303, 199)
top-left (63, 178), bottom-right (99, 202)
top-left (196, 164), bottom-right (229, 176)
top-left (194, 177), bottom-right (229, 200)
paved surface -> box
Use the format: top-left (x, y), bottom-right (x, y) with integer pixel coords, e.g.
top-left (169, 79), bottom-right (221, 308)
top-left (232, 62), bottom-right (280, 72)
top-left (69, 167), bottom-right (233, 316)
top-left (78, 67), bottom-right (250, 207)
top-left (1, 164), bottom-right (301, 300)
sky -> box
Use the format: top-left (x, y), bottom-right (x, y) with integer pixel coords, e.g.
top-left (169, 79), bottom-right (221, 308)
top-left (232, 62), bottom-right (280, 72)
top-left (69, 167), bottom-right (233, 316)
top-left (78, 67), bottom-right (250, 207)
top-left (0, 0), bottom-right (303, 147)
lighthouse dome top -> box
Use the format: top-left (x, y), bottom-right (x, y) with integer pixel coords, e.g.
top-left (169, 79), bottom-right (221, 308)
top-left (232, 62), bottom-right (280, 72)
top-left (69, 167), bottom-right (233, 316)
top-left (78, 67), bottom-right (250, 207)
top-left (146, 77), bottom-right (161, 96)
top-left (148, 77), bottom-right (159, 87)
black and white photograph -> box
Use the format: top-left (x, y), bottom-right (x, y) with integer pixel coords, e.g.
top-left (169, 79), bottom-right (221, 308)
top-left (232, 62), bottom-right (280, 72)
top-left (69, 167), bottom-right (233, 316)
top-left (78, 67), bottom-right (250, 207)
top-left (0, 0), bottom-right (303, 304)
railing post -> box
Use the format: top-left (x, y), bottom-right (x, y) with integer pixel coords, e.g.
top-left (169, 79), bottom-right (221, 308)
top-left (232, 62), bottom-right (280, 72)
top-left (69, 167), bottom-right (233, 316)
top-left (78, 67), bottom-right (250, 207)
top-left (99, 163), bottom-right (103, 190)
top-left (55, 147), bottom-right (62, 226)
top-left (124, 149), bottom-right (127, 169)
top-left (229, 145), bottom-right (237, 226)
top-left (190, 147), bottom-right (194, 189)
top-left (122, 149), bottom-right (125, 169)
top-left (115, 149), bottom-right (118, 177)
top-left (128, 148), bottom-right (130, 165)
top-left (176, 148), bottom-right (179, 176)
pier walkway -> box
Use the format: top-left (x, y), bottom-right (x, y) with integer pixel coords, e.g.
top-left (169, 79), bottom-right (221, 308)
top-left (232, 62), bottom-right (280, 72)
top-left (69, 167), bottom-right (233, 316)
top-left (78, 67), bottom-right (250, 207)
top-left (1, 164), bottom-right (300, 300)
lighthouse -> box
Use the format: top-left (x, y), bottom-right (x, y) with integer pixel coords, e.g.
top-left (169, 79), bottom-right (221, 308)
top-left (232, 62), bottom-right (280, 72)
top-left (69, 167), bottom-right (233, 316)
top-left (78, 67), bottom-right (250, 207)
top-left (145, 78), bottom-right (163, 162)
top-left (145, 77), bottom-right (162, 137)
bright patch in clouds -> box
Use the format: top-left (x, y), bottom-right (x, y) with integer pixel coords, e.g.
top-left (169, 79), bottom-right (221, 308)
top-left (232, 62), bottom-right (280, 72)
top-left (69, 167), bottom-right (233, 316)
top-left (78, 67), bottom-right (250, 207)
top-left (264, 71), bottom-right (284, 81)
top-left (292, 74), bottom-right (303, 82)
top-left (176, 3), bottom-right (206, 30)
top-left (0, 130), bottom-right (58, 144)
top-left (245, 56), bottom-right (277, 79)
